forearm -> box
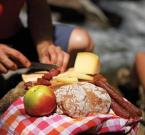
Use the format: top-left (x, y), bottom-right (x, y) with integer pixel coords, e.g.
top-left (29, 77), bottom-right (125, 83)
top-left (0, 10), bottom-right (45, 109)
top-left (26, 0), bottom-right (53, 44)
top-left (135, 52), bottom-right (145, 91)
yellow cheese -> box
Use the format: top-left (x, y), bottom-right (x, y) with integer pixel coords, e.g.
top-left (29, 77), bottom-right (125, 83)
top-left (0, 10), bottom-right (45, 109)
top-left (22, 73), bottom-right (44, 82)
top-left (68, 68), bottom-right (93, 81)
top-left (76, 72), bottom-right (93, 81)
top-left (52, 69), bottom-right (78, 84)
top-left (53, 76), bottom-right (78, 84)
top-left (74, 52), bottom-right (101, 75)
top-left (52, 67), bottom-right (93, 82)
top-left (34, 71), bottom-right (49, 74)
top-left (54, 69), bottom-right (77, 78)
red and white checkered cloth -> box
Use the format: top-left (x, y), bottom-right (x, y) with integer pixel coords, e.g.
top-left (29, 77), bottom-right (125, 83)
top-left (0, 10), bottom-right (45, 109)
top-left (0, 97), bottom-right (141, 135)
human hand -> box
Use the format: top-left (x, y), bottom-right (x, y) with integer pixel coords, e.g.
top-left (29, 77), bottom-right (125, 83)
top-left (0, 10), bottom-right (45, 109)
top-left (0, 44), bottom-right (31, 73)
top-left (37, 42), bottom-right (70, 72)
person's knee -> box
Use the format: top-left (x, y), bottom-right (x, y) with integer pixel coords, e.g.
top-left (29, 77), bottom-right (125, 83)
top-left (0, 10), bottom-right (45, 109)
top-left (136, 52), bottom-right (145, 58)
top-left (135, 52), bottom-right (145, 63)
top-left (68, 28), bottom-right (94, 52)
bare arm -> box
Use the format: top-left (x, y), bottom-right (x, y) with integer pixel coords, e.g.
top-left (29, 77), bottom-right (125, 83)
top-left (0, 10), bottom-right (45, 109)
top-left (26, 0), bottom-right (53, 44)
top-left (26, 0), bottom-right (70, 72)
top-left (135, 52), bottom-right (145, 91)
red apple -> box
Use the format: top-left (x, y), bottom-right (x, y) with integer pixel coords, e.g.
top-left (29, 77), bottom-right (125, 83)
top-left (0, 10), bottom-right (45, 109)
top-left (24, 85), bottom-right (56, 116)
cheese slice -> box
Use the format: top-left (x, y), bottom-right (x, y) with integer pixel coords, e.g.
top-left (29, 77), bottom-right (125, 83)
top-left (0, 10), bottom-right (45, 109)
top-left (34, 71), bottom-right (49, 74)
top-left (54, 69), bottom-right (77, 78)
top-left (52, 76), bottom-right (78, 84)
top-left (22, 73), bottom-right (44, 82)
top-left (74, 52), bottom-right (101, 75)
top-left (53, 68), bottom-right (93, 82)
top-left (68, 68), bottom-right (93, 81)
top-left (76, 72), bottom-right (93, 81)
top-left (52, 68), bottom-right (78, 84)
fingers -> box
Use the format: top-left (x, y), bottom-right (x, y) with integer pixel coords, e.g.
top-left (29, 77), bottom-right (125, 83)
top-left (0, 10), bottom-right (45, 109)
top-left (38, 45), bottom-right (51, 64)
top-left (38, 44), bottom-right (70, 72)
top-left (0, 45), bottom-right (31, 73)
top-left (6, 48), bottom-right (31, 67)
top-left (0, 63), bottom-right (7, 74)
top-left (40, 55), bottom-right (51, 64)
top-left (61, 53), bottom-right (70, 72)
top-left (48, 46), bottom-right (57, 64)
top-left (49, 46), bottom-right (70, 72)
top-left (0, 52), bottom-right (17, 70)
top-left (55, 47), bottom-right (64, 66)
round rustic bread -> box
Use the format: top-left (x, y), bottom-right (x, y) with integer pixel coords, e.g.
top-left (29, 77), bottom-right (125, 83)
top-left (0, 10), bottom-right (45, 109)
top-left (55, 82), bottom-right (111, 118)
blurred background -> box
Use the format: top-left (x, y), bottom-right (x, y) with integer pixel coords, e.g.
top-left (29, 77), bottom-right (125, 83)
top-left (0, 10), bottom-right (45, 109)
top-left (1, 0), bottom-right (145, 133)
top-left (20, 0), bottom-right (145, 78)
top-left (20, 0), bottom-right (145, 98)
top-left (34, 1), bottom-right (145, 132)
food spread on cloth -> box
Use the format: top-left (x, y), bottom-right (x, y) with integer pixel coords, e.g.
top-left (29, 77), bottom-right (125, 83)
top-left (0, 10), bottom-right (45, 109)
top-left (0, 52), bottom-right (142, 134)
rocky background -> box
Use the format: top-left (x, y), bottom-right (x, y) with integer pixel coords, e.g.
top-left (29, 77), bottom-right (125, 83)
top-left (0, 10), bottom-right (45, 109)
top-left (20, 0), bottom-right (145, 74)
top-left (1, 0), bottom-right (145, 133)
top-left (90, 0), bottom-right (145, 72)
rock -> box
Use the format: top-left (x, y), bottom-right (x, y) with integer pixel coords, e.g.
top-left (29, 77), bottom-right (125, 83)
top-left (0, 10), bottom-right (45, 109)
top-left (48, 0), bottom-right (81, 9)
top-left (47, 0), bottom-right (109, 27)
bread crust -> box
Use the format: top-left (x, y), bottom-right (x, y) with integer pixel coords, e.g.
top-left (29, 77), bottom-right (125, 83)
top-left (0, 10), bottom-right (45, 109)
top-left (55, 82), bottom-right (111, 118)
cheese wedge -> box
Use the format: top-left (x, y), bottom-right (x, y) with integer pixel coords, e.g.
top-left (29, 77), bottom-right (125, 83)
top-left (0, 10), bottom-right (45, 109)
top-left (74, 52), bottom-right (101, 75)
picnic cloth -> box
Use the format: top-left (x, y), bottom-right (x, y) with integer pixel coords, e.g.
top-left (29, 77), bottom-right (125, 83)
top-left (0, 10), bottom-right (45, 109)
top-left (0, 97), bottom-right (141, 135)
